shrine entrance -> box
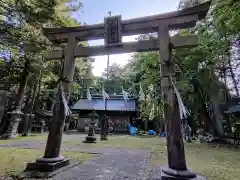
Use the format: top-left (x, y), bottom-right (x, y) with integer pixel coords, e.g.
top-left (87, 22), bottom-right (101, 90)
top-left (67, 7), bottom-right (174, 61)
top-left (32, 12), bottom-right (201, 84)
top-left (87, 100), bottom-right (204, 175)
top-left (26, 1), bottom-right (211, 179)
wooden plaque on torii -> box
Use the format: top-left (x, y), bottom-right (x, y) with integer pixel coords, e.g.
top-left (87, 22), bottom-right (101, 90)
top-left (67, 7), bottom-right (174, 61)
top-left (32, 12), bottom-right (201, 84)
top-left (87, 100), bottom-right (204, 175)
top-left (104, 15), bottom-right (122, 47)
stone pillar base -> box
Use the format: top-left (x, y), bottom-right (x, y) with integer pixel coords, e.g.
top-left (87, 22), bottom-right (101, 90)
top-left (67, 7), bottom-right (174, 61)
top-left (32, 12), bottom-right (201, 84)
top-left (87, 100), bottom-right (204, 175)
top-left (83, 136), bottom-right (96, 143)
top-left (26, 156), bottom-right (70, 172)
top-left (160, 167), bottom-right (206, 180)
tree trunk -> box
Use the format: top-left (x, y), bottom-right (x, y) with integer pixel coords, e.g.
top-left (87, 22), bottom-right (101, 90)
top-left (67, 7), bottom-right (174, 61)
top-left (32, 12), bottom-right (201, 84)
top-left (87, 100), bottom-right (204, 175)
top-left (223, 64), bottom-right (227, 89)
top-left (1, 59), bottom-right (29, 138)
top-left (144, 119), bottom-right (148, 133)
top-left (0, 92), bottom-right (16, 135)
top-left (0, 91), bottom-right (8, 126)
top-left (192, 78), bottom-right (214, 134)
top-left (106, 117), bottom-right (109, 136)
top-left (100, 115), bottom-right (107, 140)
top-left (31, 69), bottom-right (42, 112)
top-left (34, 75), bottom-right (43, 111)
top-left (210, 99), bottom-right (224, 137)
top-left (101, 98), bottom-right (108, 140)
top-left (227, 58), bottom-right (239, 96)
top-left (21, 83), bottom-right (35, 136)
top-left (15, 64), bottom-right (29, 110)
top-left (202, 102), bottom-right (213, 133)
top-left (222, 63), bottom-right (230, 101)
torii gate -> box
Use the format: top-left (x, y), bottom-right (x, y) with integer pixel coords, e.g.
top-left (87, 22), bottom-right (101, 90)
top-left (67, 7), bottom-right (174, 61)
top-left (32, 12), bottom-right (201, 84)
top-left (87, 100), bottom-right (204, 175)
top-left (26, 1), bottom-right (211, 179)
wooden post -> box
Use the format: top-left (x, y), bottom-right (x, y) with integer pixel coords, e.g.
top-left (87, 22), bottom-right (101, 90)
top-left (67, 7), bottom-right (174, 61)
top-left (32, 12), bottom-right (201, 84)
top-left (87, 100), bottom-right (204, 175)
top-left (101, 98), bottom-right (108, 140)
top-left (26, 35), bottom-right (77, 172)
top-left (158, 26), bottom-right (200, 179)
top-left (44, 35), bottom-right (76, 159)
top-left (158, 26), bottom-right (193, 178)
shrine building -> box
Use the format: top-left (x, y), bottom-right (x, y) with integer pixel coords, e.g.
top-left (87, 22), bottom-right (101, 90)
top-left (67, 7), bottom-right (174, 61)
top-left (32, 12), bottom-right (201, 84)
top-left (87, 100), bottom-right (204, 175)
top-left (71, 94), bottom-right (139, 134)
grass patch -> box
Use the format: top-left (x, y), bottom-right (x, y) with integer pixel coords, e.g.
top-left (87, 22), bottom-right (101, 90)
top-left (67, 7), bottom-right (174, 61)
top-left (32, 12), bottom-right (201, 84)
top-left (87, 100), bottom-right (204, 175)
top-left (185, 143), bottom-right (240, 180)
top-left (150, 140), bottom-right (240, 180)
top-left (63, 135), bottom-right (160, 150)
top-left (0, 133), bottom-right (48, 144)
top-left (0, 148), bottom-right (94, 177)
top-left (99, 135), bottom-right (160, 149)
top-left (138, 134), bottom-right (158, 138)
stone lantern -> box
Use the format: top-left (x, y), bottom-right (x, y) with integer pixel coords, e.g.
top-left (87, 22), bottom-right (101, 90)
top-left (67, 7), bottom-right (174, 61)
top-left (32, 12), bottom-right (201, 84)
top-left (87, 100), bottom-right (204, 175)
top-left (1, 42), bottom-right (33, 139)
top-left (83, 111), bottom-right (98, 143)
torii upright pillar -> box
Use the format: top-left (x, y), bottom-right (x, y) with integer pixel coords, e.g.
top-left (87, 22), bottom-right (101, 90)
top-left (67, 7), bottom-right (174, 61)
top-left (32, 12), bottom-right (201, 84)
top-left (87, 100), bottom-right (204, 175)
top-left (158, 26), bottom-right (206, 180)
top-left (26, 35), bottom-right (77, 172)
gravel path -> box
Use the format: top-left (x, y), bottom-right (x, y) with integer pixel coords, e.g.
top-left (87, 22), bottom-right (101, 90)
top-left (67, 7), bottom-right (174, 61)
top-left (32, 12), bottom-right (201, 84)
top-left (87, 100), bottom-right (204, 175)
top-left (0, 134), bottom-right (157, 180)
top-left (49, 149), bottom-right (151, 180)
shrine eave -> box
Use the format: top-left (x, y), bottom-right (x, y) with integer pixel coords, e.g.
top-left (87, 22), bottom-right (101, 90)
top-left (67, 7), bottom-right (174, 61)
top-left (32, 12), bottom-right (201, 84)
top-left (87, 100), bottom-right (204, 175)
top-left (43, 1), bottom-right (211, 44)
top-left (71, 98), bottom-right (137, 112)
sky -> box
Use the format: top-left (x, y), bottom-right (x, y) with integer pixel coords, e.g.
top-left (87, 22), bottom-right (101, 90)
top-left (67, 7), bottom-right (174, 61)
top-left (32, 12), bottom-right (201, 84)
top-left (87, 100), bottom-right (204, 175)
top-left (73, 0), bottom-right (180, 76)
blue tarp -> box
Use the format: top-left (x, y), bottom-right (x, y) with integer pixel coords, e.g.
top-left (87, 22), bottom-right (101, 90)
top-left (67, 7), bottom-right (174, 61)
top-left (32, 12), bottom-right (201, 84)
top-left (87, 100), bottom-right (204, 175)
top-left (147, 130), bottom-right (156, 135)
top-left (129, 125), bottom-right (138, 135)
top-left (160, 132), bottom-right (167, 137)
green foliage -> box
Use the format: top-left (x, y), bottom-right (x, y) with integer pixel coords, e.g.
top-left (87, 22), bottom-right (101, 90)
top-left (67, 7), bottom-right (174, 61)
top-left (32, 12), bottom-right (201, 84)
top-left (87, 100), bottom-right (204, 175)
top-left (70, 82), bottom-right (82, 103)
top-left (213, 0), bottom-right (240, 37)
top-left (0, 0), bottom-right (95, 110)
top-left (116, 0), bottom-right (239, 130)
top-left (0, 0), bottom-right (239, 134)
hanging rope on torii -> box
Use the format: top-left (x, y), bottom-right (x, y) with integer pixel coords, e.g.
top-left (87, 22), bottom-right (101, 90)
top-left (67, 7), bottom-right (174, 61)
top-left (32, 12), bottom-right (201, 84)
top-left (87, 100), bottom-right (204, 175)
top-left (25, 2), bottom-right (211, 179)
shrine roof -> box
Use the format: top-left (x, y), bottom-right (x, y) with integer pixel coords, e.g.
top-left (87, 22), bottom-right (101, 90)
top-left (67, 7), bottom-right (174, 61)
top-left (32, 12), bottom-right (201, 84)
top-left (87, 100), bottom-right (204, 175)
top-left (71, 95), bottom-right (137, 112)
